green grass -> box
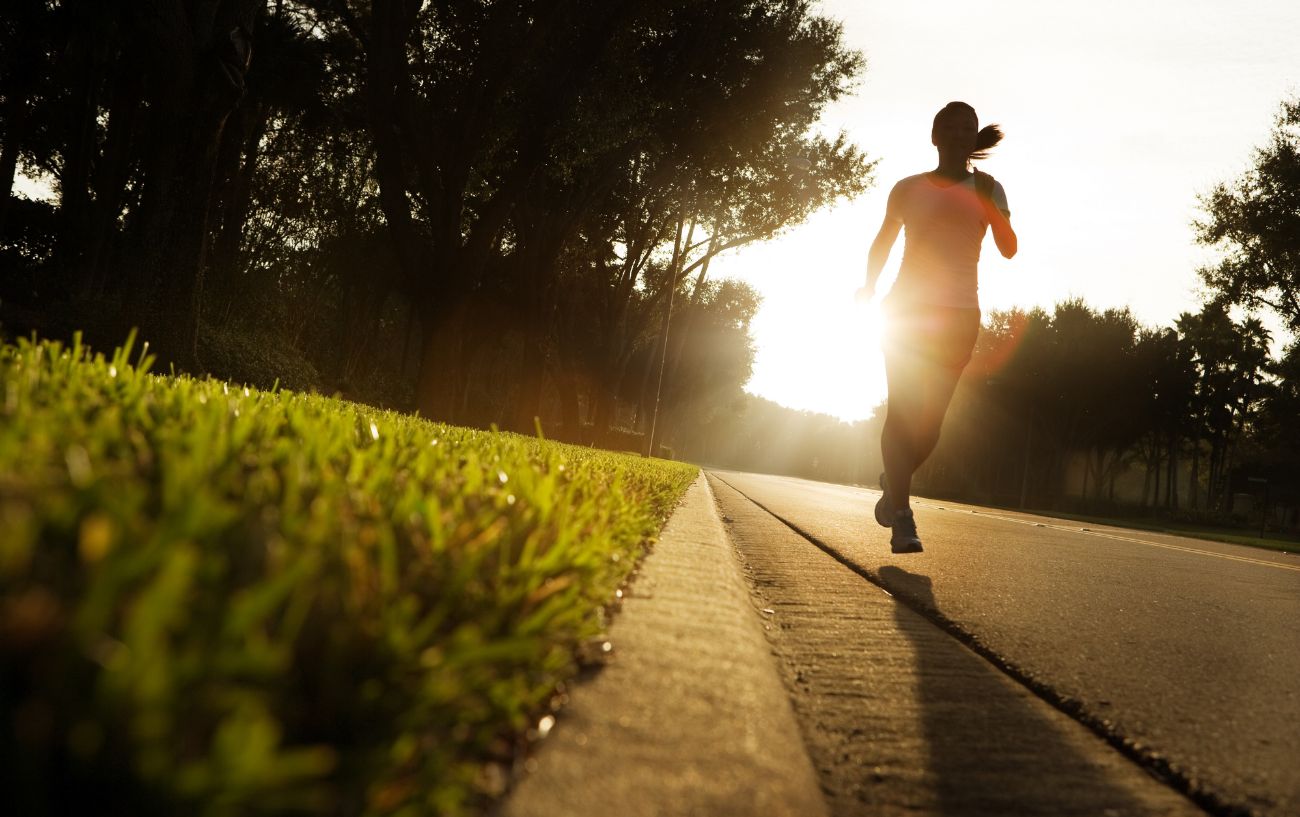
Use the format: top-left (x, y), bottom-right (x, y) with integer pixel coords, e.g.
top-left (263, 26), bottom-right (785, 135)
top-left (0, 334), bottom-right (697, 816)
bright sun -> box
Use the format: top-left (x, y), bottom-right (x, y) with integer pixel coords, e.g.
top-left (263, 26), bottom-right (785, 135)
top-left (722, 209), bottom-right (892, 423)
top-left (752, 297), bottom-right (889, 423)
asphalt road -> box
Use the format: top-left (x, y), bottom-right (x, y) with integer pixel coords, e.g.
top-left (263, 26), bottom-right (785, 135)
top-left (711, 470), bottom-right (1300, 817)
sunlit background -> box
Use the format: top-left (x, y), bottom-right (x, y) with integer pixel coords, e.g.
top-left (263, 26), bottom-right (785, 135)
top-left (712, 0), bottom-right (1300, 421)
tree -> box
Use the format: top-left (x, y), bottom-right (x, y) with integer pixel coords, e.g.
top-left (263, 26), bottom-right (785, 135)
top-left (4, 0), bottom-right (872, 446)
top-left (1247, 342), bottom-right (1300, 520)
top-left (1195, 97), bottom-right (1300, 332)
top-left (678, 393), bottom-right (882, 484)
top-left (654, 278), bottom-right (761, 443)
top-left (4, 1), bottom-right (268, 366)
top-left (1175, 303), bottom-right (1271, 510)
top-left (124, 0), bottom-right (266, 369)
top-left (308, 0), bottom-right (871, 424)
top-left (927, 302), bottom-right (1206, 512)
top-left (1130, 326), bottom-right (1196, 509)
top-left (0, 0), bottom-right (56, 239)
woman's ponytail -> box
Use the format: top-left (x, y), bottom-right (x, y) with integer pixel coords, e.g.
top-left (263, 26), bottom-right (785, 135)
top-left (971, 124), bottom-right (1003, 161)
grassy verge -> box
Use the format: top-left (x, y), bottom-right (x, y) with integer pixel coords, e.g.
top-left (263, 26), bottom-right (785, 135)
top-left (0, 334), bottom-right (697, 816)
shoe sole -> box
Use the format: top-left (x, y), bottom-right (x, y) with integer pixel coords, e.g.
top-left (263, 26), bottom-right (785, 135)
top-left (890, 541), bottom-right (924, 554)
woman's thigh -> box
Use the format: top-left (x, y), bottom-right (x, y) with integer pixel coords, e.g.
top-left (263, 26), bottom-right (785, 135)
top-left (883, 304), bottom-right (979, 426)
top-left (886, 351), bottom-right (962, 428)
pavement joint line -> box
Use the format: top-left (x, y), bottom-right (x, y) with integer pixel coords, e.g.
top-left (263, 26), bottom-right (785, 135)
top-left (907, 499), bottom-right (1300, 572)
top-left (710, 471), bottom-right (1245, 817)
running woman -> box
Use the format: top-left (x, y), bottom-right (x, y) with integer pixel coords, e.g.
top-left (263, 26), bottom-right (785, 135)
top-left (857, 101), bottom-right (1018, 552)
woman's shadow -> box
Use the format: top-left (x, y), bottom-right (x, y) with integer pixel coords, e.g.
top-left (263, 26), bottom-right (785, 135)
top-left (876, 564), bottom-right (1158, 816)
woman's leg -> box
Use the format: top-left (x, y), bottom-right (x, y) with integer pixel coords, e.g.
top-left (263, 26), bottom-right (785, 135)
top-left (881, 348), bottom-right (924, 513)
top-left (881, 351), bottom-right (965, 513)
top-left (909, 362), bottom-right (965, 467)
top-left (880, 305), bottom-right (978, 514)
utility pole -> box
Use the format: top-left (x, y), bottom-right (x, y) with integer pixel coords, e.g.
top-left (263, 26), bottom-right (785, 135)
top-left (646, 215), bottom-right (693, 458)
top-left (645, 273), bottom-right (676, 458)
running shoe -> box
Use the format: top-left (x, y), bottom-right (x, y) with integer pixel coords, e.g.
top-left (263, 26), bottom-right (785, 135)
top-left (874, 471), bottom-right (893, 528)
top-left (890, 509), bottom-right (923, 553)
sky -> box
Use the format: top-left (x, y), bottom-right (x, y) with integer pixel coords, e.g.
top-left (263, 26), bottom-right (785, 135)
top-left (711, 0), bottom-right (1300, 422)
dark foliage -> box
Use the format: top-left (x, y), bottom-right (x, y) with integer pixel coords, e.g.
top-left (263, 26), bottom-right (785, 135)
top-left (1196, 97), bottom-right (1300, 331)
top-left (1, 0), bottom-right (871, 449)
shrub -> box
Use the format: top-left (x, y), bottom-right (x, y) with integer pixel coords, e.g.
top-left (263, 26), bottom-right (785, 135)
top-left (198, 321), bottom-right (323, 394)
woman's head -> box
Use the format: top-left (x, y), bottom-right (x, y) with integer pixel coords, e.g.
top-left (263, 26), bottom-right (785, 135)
top-left (932, 101), bottom-right (1002, 162)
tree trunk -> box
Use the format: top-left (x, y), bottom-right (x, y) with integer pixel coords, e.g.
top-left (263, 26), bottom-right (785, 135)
top-left (643, 216), bottom-right (692, 454)
top-left (399, 307), bottom-right (420, 387)
top-left (1219, 427), bottom-right (1237, 514)
top-left (0, 98), bottom-right (31, 239)
top-left (329, 274), bottom-right (384, 388)
top-left (512, 327), bottom-right (549, 434)
top-left (661, 236), bottom-right (716, 397)
top-left (414, 299), bottom-right (470, 422)
top-left (509, 215), bottom-right (569, 434)
top-left (591, 380), bottom-right (614, 439)
top-left (1107, 451), bottom-right (1118, 502)
top-left (1154, 452), bottom-right (1164, 509)
top-left (54, 30), bottom-right (102, 295)
top-left (128, 0), bottom-right (263, 370)
top-left (366, 0), bottom-right (461, 418)
top-left (206, 98), bottom-right (269, 315)
top-left (1207, 435), bottom-right (1221, 510)
top-left (363, 0), bottom-right (425, 292)
top-left (1079, 449), bottom-right (1090, 507)
top-left (0, 1), bottom-right (44, 241)
top-left (79, 61), bottom-right (144, 301)
top-left (1166, 433), bottom-right (1179, 510)
top-left (555, 359), bottom-right (583, 441)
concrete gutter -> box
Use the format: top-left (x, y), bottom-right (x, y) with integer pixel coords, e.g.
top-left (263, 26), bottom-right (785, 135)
top-left (497, 473), bottom-right (827, 817)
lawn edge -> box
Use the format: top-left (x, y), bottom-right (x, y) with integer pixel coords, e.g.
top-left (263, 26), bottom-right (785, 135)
top-left (496, 473), bottom-right (827, 817)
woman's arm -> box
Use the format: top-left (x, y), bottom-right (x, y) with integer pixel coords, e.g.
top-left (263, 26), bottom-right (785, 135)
top-left (981, 178), bottom-right (1017, 259)
top-left (858, 184), bottom-right (904, 301)
top-left (986, 202), bottom-right (1017, 258)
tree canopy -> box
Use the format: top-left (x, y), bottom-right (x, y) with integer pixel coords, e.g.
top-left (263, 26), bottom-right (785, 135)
top-left (0, 0), bottom-right (873, 446)
top-left (1195, 96), bottom-right (1300, 331)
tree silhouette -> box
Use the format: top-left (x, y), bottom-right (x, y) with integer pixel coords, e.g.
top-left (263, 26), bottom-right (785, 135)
top-left (1247, 342), bottom-right (1300, 524)
top-left (905, 296), bottom-right (1294, 522)
top-left (0, 0), bottom-right (57, 243)
top-left (303, 0), bottom-right (871, 423)
top-left (1176, 304), bottom-right (1271, 511)
top-left (1196, 96), bottom-right (1300, 332)
top-left (1, 0), bottom-right (872, 437)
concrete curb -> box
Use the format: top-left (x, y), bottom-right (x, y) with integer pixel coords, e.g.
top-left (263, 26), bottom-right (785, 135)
top-left (497, 472), bottom-right (827, 817)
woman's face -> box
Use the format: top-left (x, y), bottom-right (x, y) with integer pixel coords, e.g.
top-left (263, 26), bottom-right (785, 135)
top-left (932, 110), bottom-right (978, 156)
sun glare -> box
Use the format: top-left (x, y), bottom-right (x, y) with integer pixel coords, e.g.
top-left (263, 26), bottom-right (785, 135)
top-left (730, 219), bottom-right (891, 422)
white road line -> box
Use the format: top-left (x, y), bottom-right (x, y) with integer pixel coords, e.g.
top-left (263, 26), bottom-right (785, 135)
top-left (717, 474), bottom-right (1300, 573)
top-left (910, 499), bottom-right (1300, 573)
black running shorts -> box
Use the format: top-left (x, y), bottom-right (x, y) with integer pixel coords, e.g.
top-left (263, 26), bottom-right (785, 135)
top-left (881, 300), bottom-right (981, 372)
